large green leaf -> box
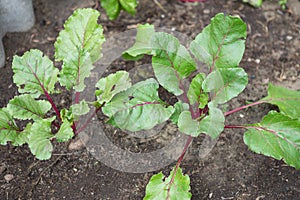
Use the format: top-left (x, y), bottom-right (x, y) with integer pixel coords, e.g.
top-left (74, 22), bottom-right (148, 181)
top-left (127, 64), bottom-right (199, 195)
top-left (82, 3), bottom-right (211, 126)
top-left (262, 83), bottom-right (300, 119)
top-left (122, 24), bottom-right (155, 60)
top-left (100, 0), bottom-right (121, 20)
top-left (202, 68), bottom-right (248, 104)
top-left (12, 49), bottom-right (59, 98)
top-left (0, 108), bottom-right (19, 145)
top-left (144, 166), bottom-right (191, 200)
top-left (7, 94), bottom-right (51, 121)
top-left (95, 71), bottom-right (132, 104)
top-left (55, 8), bottom-right (105, 91)
top-left (198, 103), bottom-right (225, 139)
top-left (187, 73), bottom-right (208, 109)
top-left (190, 13), bottom-right (246, 69)
top-left (28, 119), bottom-right (54, 160)
top-left (244, 111), bottom-right (300, 169)
top-left (102, 78), bottom-right (174, 131)
top-left (120, 0), bottom-right (137, 15)
top-left (151, 32), bottom-right (196, 96)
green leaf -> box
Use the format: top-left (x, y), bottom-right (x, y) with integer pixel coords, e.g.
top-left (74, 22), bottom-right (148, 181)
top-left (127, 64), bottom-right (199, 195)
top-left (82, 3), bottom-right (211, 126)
top-left (70, 100), bottom-right (90, 120)
top-left (55, 121), bottom-right (74, 142)
top-left (170, 101), bottom-right (189, 124)
top-left (187, 73), bottom-right (208, 109)
top-left (151, 32), bottom-right (196, 96)
top-left (0, 108), bottom-right (19, 145)
top-left (7, 94), bottom-right (52, 121)
top-left (198, 103), bottom-right (225, 139)
top-left (120, 0), bottom-right (137, 15)
top-left (12, 49), bottom-right (59, 98)
top-left (178, 111), bottom-right (199, 137)
top-left (95, 71), bottom-right (132, 104)
top-left (144, 166), bottom-right (191, 200)
top-left (55, 8), bottom-right (105, 91)
top-left (262, 83), bottom-right (300, 119)
top-left (242, 0), bottom-right (263, 7)
top-left (190, 13), bottom-right (246, 69)
top-left (28, 119), bottom-right (54, 160)
top-left (12, 123), bottom-right (31, 146)
top-left (100, 0), bottom-right (121, 20)
top-left (202, 68), bottom-right (248, 104)
top-left (244, 111), bottom-right (300, 169)
top-left (102, 78), bottom-right (174, 131)
top-left (122, 24), bottom-right (155, 60)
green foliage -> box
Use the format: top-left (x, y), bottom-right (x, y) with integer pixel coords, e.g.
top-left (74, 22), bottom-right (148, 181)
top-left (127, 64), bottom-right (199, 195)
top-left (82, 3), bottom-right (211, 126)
top-left (100, 0), bottom-right (138, 20)
top-left (0, 8), bottom-right (104, 160)
top-left (55, 8), bottom-right (105, 92)
top-left (244, 111), bottom-right (300, 169)
top-left (242, 0), bottom-right (288, 9)
top-left (144, 167), bottom-right (191, 200)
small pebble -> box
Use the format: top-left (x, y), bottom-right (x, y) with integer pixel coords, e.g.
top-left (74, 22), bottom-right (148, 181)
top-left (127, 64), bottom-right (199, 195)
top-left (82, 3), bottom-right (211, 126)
top-left (239, 114), bottom-right (244, 118)
top-left (203, 9), bottom-right (210, 14)
top-left (255, 59), bottom-right (260, 64)
top-left (286, 35), bottom-right (293, 41)
top-left (4, 174), bottom-right (14, 182)
top-left (209, 192), bottom-right (213, 198)
top-left (161, 14), bottom-right (165, 18)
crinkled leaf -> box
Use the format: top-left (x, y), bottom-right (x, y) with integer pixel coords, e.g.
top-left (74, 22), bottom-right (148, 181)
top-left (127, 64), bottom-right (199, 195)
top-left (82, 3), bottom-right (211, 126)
top-left (60, 108), bottom-right (74, 123)
top-left (202, 68), bottom-right (248, 104)
top-left (55, 121), bottom-right (74, 142)
top-left (7, 94), bottom-right (51, 121)
top-left (198, 103), bottom-right (225, 139)
top-left (190, 13), bottom-right (246, 69)
top-left (55, 8), bottom-right (105, 91)
top-left (170, 101), bottom-right (189, 124)
top-left (12, 49), bottom-right (59, 98)
top-left (151, 32), bottom-right (196, 96)
top-left (244, 111), bottom-right (300, 169)
top-left (178, 111), bottom-right (199, 137)
top-left (95, 71), bottom-right (132, 104)
top-left (102, 78), bottom-right (174, 131)
top-left (188, 73), bottom-right (208, 108)
top-left (0, 108), bottom-right (19, 145)
top-left (122, 24), bottom-right (155, 60)
top-left (144, 166), bottom-right (191, 200)
top-left (262, 83), bottom-right (300, 119)
top-left (120, 0), bottom-right (137, 15)
top-left (28, 119), bottom-right (54, 160)
top-left (100, 0), bottom-right (121, 20)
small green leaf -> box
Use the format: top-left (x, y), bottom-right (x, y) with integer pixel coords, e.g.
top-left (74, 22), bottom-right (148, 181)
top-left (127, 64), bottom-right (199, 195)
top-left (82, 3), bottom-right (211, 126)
top-left (242, 0), bottom-right (263, 7)
top-left (198, 103), bottom-right (225, 139)
top-left (122, 24), bottom-right (155, 60)
top-left (60, 108), bottom-right (74, 123)
top-left (170, 101), bottom-right (189, 124)
top-left (202, 68), bottom-right (248, 104)
top-left (102, 78), bottom-right (174, 131)
top-left (262, 83), bottom-right (300, 119)
top-left (151, 32), bottom-right (196, 96)
top-left (28, 119), bottom-right (54, 160)
top-left (7, 94), bottom-right (52, 121)
top-left (244, 111), bottom-right (300, 169)
top-left (55, 8), bottom-right (105, 91)
top-left (120, 0), bottom-right (137, 15)
top-left (12, 123), bottom-right (31, 146)
top-left (70, 100), bottom-right (90, 120)
top-left (0, 108), bottom-right (19, 145)
top-left (178, 111), bottom-right (199, 137)
top-left (12, 49), bottom-right (59, 98)
top-left (188, 73), bottom-right (208, 108)
top-left (100, 0), bottom-right (121, 20)
top-left (190, 13), bottom-right (246, 70)
top-left (95, 71), bottom-right (132, 104)
top-left (55, 121), bottom-right (74, 142)
top-left (144, 166), bottom-right (191, 200)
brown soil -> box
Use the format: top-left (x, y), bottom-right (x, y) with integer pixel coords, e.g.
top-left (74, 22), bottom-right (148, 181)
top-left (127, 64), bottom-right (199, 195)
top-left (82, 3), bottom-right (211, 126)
top-left (1, 0), bottom-right (300, 199)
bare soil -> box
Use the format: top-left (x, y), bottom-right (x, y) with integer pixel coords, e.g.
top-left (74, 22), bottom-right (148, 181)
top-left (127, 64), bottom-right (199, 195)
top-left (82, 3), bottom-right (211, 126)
top-left (1, 0), bottom-right (300, 199)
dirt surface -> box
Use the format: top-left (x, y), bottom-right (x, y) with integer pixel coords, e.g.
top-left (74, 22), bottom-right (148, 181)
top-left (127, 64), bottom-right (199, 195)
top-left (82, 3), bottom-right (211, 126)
top-left (1, 0), bottom-right (300, 199)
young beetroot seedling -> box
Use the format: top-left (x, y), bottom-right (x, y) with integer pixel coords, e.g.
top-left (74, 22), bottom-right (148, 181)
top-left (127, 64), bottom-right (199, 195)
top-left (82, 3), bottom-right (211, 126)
top-left (0, 8), bottom-right (299, 200)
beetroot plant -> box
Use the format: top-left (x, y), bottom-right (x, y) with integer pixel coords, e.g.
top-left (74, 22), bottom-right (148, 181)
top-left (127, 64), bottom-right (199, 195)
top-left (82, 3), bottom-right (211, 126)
top-left (0, 8), bottom-right (299, 200)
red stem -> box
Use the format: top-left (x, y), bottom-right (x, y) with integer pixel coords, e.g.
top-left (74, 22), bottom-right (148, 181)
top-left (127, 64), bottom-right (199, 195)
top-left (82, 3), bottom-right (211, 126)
top-left (43, 88), bottom-right (61, 121)
top-left (75, 107), bottom-right (102, 135)
top-left (224, 100), bottom-right (266, 116)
